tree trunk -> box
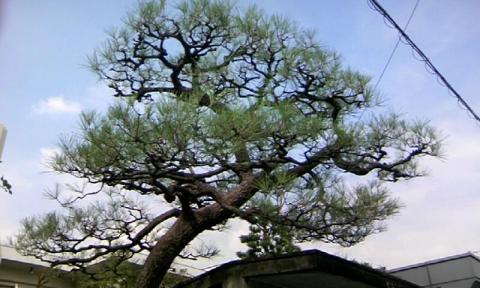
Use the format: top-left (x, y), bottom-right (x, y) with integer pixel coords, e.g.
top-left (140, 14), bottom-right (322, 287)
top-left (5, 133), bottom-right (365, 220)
top-left (135, 215), bottom-right (203, 288)
top-left (136, 174), bottom-right (258, 288)
top-left (136, 202), bottom-right (236, 288)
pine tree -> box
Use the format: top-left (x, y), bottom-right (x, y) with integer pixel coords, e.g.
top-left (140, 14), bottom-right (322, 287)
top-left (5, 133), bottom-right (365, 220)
top-left (237, 217), bottom-right (300, 260)
top-left (15, 1), bottom-right (441, 287)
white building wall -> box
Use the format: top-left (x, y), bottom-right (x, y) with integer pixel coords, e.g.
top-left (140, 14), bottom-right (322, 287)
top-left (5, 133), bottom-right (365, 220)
top-left (470, 257), bottom-right (480, 279)
top-left (428, 258), bottom-right (474, 285)
top-left (0, 246), bottom-right (75, 288)
top-left (393, 266), bottom-right (431, 287)
top-left (0, 264), bottom-right (75, 288)
top-left (391, 254), bottom-right (480, 288)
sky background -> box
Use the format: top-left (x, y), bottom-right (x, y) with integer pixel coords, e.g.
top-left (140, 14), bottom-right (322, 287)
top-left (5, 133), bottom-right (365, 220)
top-left (1, 0), bottom-right (480, 273)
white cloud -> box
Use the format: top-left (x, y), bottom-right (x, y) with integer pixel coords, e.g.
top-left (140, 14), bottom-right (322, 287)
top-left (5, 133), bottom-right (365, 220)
top-left (32, 96), bottom-right (82, 115)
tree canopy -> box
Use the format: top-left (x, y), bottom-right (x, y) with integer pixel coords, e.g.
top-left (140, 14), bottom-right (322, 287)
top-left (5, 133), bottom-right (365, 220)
top-left (15, 0), bottom-right (441, 287)
top-left (237, 217), bottom-right (300, 260)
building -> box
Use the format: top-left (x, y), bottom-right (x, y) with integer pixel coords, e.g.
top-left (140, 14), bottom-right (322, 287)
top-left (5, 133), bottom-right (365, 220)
top-left (0, 245), bottom-right (75, 288)
top-left (7, 242), bottom-right (480, 288)
top-left (0, 244), bottom-right (188, 288)
top-left (390, 252), bottom-right (480, 288)
top-left (175, 249), bottom-right (420, 288)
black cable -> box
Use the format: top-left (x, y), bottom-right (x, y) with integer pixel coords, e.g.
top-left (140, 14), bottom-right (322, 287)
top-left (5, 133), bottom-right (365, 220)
top-left (368, 0), bottom-right (480, 123)
top-left (373, 0), bottom-right (420, 91)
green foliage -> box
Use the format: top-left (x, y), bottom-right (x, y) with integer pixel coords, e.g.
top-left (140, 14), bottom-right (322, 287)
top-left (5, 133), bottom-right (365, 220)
top-left (73, 258), bottom-right (188, 288)
top-left (237, 217), bottom-right (300, 260)
top-left (15, 0), bottom-right (442, 286)
top-left (73, 259), bottom-right (139, 288)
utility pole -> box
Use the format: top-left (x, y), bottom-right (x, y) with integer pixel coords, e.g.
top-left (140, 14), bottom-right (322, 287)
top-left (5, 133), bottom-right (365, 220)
top-left (0, 123), bottom-right (11, 194)
top-left (0, 123), bottom-right (6, 161)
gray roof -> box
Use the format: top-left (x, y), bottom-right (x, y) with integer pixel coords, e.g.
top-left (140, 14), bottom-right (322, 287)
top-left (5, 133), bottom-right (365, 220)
top-left (175, 250), bottom-right (420, 288)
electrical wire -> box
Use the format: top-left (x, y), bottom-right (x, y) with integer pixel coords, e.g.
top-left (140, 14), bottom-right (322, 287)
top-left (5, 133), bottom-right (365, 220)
top-left (368, 0), bottom-right (480, 123)
top-left (373, 0), bottom-right (420, 91)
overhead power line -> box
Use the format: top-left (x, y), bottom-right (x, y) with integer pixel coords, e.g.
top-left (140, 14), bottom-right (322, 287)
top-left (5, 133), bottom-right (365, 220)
top-left (368, 0), bottom-right (480, 123)
top-left (373, 0), bottom-right (419, 91)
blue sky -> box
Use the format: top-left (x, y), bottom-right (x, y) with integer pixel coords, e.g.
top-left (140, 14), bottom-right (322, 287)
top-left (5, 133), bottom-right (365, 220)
top-left (1, 0), bottom-right (480, 271)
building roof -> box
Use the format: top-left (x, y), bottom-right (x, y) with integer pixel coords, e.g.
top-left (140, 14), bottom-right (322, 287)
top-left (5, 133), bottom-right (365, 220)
top-left (389, 252), bottom-right (480, 273)
top-left (0, 244), bottom-right (49, 269)
top-left (175, 250), bottom-right (420, 288)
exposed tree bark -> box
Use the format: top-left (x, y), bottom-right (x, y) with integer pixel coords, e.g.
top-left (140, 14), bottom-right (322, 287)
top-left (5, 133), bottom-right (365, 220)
top-left (138, 173), bottom-right (257, 287)
top-left (137, 216), bottom-right (203, 288)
